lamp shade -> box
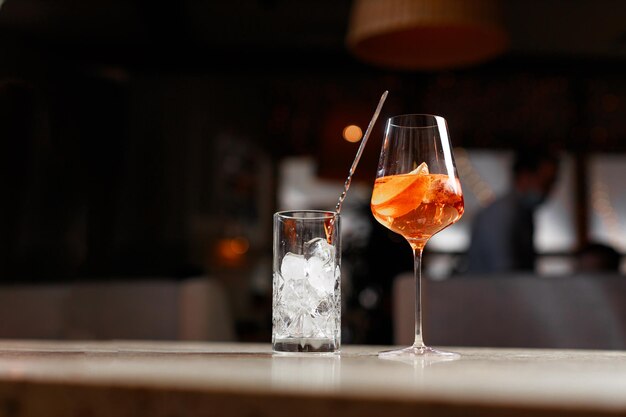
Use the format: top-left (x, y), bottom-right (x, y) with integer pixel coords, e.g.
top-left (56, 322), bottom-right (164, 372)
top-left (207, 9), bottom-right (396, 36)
top-left (347, 0), bottom-right (508, 71)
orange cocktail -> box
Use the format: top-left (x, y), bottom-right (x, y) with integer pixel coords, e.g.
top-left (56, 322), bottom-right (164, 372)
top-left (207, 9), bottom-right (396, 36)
top-left (371, 163), bottom-right (464, 250)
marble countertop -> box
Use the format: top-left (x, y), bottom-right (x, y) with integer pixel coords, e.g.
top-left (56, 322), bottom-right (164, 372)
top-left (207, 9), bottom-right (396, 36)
top-left (0, 340), bottom-right (625, 417)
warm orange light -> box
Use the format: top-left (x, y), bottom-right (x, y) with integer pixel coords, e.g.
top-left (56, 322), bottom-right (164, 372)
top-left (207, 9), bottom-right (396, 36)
top-left (343, 125), bottom-right (363, 142)
top-left (216, 237), bottom-right (249, 263)
top-left (229, 237), bottom-right (249, 255)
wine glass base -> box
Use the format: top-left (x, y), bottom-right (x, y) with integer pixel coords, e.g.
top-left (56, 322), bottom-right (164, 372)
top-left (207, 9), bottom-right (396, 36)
top-left (379, 345), bottom-right (460, 359)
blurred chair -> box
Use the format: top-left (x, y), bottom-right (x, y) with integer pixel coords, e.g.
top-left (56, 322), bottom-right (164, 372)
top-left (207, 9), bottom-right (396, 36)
top-left (393, 273), bottom-right (626, 349)
top-left (178, 277), bottom-right (235, 341)
top-left (0, 277), bottom-right (235, 341)
top-left (0, 285), bottom-right (69, 339)
top-left (64, 279), bottom-right (180, 340)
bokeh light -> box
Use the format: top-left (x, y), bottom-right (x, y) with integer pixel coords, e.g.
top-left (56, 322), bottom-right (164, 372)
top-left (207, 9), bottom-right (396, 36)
top-left (343, 125), bottom-right (363, 142)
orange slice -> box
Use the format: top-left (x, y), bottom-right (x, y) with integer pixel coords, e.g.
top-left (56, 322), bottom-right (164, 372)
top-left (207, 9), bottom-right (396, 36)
top-left (371, 163), bottom-right (428, 206)
top-left (371, 163), bottom-right (430, 217)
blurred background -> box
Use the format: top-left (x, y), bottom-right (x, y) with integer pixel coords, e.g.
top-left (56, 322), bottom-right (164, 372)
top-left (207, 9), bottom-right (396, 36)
top-left (1, 0), bottom-right (626, 347)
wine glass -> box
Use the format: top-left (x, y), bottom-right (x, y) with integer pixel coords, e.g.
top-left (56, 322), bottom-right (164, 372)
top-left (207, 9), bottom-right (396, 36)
top-left (371, 114), bottom-right (464, 357)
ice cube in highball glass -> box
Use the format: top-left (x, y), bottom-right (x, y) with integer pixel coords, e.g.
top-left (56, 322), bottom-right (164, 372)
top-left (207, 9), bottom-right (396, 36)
top-left (281, 252), bottom-right (306, 281)
top-left (304, 237), bottom-right (335, 264)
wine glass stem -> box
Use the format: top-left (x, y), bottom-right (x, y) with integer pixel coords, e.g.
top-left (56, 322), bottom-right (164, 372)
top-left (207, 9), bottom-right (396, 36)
top-left (413, 247), bottom-right (425, 348)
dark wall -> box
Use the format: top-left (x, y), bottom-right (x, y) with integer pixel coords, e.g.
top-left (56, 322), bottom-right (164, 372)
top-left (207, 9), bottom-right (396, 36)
top-left (3, 63), bottom-right (626, 281)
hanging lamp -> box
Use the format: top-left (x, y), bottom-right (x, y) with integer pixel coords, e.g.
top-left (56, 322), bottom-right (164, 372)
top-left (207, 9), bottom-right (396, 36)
top-left (347, 0), bottom-right (508, 70)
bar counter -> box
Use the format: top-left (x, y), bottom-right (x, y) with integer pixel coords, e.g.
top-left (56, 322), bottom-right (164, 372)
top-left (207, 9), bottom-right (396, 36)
top-left (0, 341), bottom-right (625, 417)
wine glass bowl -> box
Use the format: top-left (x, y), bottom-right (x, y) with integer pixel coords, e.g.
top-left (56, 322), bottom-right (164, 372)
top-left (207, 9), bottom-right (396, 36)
top-left (371, 114), bottom-right (464, 357)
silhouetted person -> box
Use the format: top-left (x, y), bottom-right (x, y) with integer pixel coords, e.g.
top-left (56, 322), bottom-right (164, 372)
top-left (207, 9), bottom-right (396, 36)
top-left (466, 149), bottom-right (559, 273)
top-left (577, 242), bottom-right (621, 273)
